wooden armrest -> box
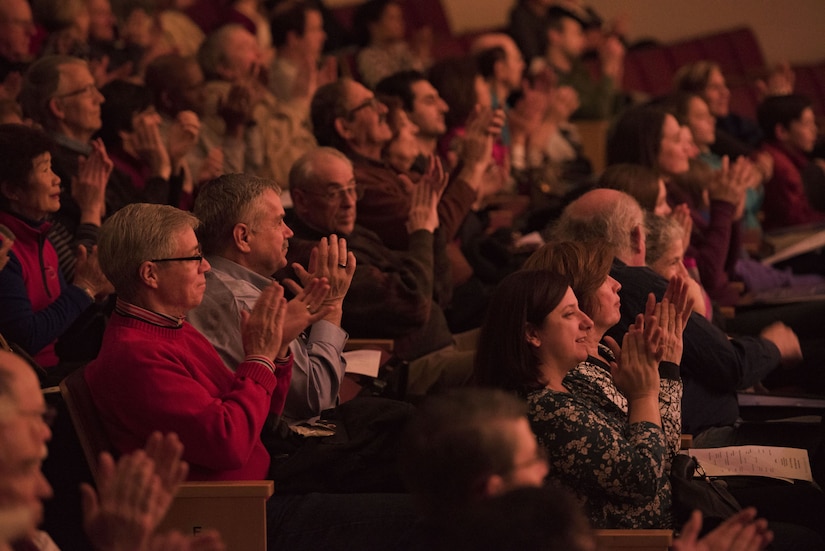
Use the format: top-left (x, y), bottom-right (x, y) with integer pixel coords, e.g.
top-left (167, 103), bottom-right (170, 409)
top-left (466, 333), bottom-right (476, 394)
top-left (176, 480), bottom-right (274, 498)
top-left (595, 529), bottom-right (673, 551)
top-left (680, 434), bottom-right (693, 450)
top-left (344, 338), bottom-right (394, 353)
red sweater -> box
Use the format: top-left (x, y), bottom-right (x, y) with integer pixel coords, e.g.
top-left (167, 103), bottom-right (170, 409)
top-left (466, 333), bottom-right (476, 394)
top-left (85, 312), bottom-right (292, 481)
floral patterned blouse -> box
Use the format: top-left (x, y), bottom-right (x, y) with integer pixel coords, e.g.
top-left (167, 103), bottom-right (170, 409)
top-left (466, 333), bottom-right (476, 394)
top-left (564, 344), bottom-right (684, 458)
top-left (527, 345), bottom-right (676, 529)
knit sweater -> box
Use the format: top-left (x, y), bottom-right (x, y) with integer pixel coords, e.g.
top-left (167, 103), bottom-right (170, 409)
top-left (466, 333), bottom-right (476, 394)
top-left (85, 311), bottom-right (292, 481)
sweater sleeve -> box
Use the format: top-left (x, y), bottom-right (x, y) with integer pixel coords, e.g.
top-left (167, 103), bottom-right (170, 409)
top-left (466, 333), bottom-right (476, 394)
top-left (0, 253), bottom-right (92, 356)
top-left (90, 331), bottom-right (279, 473)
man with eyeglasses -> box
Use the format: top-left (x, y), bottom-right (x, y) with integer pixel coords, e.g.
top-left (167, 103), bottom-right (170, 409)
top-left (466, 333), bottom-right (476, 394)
top-left (286, 147), bottom-right (475, 396)
top-left (310, 77), bottom-right (491, 253)
top-left (188, 173), bottom-right (355, 424)
top-left (20, 56), bottom-right (113, 282)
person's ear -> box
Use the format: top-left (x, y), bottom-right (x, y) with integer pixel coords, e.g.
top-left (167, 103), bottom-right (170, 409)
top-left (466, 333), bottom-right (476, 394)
top-left (138, 260), bottom-right (160, 289)
top-left (483, 474), bottom-right (507, 498)
top-left (48, 97), bottom-right (65, 121)
top-left (775, 122), bottom-right (790, 143)
top-left (524, 323), bottom-right (541, 348)
top-left (232, 223), bottom-right (253, 252)
top-left (334, 117), bottom-right (352, 141)
top-left (0, 181), bottom-right (21, 203)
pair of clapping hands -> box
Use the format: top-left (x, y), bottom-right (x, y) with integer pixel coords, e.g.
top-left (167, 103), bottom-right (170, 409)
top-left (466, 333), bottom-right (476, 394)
top-left (81, 432), bottom-right (224, 551)
top-left (604, 276), bottom-right (694, 402)
top-left (241, 235), bottom-right (356, 362)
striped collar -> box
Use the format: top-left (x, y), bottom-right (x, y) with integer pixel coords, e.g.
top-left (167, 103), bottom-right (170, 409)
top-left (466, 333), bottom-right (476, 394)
top-left (115, 298), bottom-right (185, 328)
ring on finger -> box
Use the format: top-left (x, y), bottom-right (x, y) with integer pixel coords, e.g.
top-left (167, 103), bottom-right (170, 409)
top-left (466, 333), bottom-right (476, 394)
top-left (338, 263), bottom-right (347, 269)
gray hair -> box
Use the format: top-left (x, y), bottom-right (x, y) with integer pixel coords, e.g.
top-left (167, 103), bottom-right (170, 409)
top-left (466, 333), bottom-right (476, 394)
top-left (98, 203), bottom-right (199, 301)
top-left (645, 212), bottom-right (683, 267)
top-left (21, 55), bottom-right (86, 129)
top-left (193, 174), bottom-right (281, 255)
top-left (289, 146), bottom-right (352, 192)
top-left (551, 191), bottom-right (644, 261)
top-left (197, 24), bottom-right (244, 81)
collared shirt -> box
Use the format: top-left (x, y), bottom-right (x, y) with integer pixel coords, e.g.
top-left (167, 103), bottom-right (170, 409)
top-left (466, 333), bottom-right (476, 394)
top-left (115, 297), bottom-right (184, 328)
top-left (51, 132), bottom-right (93, 157)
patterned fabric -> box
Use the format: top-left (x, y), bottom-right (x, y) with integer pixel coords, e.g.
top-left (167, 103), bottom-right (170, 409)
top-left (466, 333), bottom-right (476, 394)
top-left (564, 344), bottom-right (683, 458)
top-left (527, 375), bottom-right (673, 528)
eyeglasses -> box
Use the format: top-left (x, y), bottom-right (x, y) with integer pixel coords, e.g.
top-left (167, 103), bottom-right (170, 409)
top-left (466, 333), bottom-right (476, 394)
top-left (306, 184), bottom-right (364, 204)
top-left (346, 97), bottom-right (382, 119)
top-left (54, 83), bottom-right (99, 100)
top-left (149, 254), bottom-right (204, 264)
top-left (17, 406), bottom-right (57, 428)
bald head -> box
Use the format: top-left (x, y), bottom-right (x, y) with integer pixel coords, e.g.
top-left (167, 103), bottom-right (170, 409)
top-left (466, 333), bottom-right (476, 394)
top-left (552, 189), bottom-right (646, 266)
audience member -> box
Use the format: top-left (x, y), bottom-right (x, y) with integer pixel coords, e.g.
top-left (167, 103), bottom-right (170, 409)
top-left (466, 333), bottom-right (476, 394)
top-left (0, 124), bottom-right (109, 370)
top-left (144, 53), bottom-right (241, 182)
top-left (353, 0), bottom-right (430, 89)
top-left (507, 0), bottom-right (552, 64)
top-left (20, 55), bottom-right (113, 281)
top-left (98, 80), bottom-right (196, 212)
top-left (538, 5), bottom-right (624, 120)
top-left (197, 24), bottom-right (316, 184)
top-left (673, 61), bottom-right (765, 160)
top-left (756, 94), bottom-right (825, 231)
top-left (375, 70), bottom-right (449, 159)
top-left (286, 147), bottom-right (475, 395)
top-left (0, 0), bottom-right (36, 99)
top-left (471, 33), bottom-right (525, 148)
top-left (269, 0), bottom-right (336, 111)
top-left (87, 203), bottom-right (291, 480)
top-left (188, 173), bottom-right (352, 423)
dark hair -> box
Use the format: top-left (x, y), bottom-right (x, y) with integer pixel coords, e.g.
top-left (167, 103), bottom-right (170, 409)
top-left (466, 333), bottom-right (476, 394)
top-left (98, 80), bottom-right (154, 148)
top-left (598, 163), bottom-right (662, 212)
top-left (656, 91), bottom-right (701, 126)
top-left (669, 158), bottom-right (712, 206)
top-left (374, 69), bottom-right (426, 113)
top-left (310, 78), bottom-right (351, 151)
top-left (270, 0), bottom-right (319, 48)
top-left (352, 0), bottom-right (397, 47)
top-left (429, 57), bottom-right (480, 130)
top-left (544, 5), bottom-right (586, 33)
top-left (606, 105), bottom-right (669, 169)
top-left (144, 54), bottom-right (198, 115)
top-left (757, 94), bottom-right (813, 141)
top-left (673, 61), bottom-right (721, 95)
top-left (399, 389), bottom-right (528, 519)
top-left (474, 270), bottom-right (570, 393)
top-left (476, 46), bottom-right (506, 80)
top-left (0, 124), bottom-right (55, 210)
top-left (445, 486), bottom-right (595, 551)
top-left (523, 241), bottom-right (612, 321)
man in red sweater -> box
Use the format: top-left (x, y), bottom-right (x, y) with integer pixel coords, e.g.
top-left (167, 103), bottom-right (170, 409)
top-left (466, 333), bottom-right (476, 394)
top-left (85, 203), bottom-right (292, 481)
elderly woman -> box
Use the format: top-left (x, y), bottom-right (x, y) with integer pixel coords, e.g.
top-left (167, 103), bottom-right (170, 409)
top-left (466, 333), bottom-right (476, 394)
top-left (0, 124), bottom-right (109, 369)
top-left (474, 268), bottom-right (671, 529)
